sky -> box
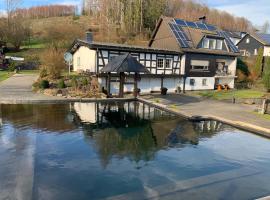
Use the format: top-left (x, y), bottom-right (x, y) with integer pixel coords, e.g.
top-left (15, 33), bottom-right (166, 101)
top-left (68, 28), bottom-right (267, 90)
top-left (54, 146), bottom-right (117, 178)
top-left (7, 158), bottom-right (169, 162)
top-left (0, 0), bottom-right (270, 29)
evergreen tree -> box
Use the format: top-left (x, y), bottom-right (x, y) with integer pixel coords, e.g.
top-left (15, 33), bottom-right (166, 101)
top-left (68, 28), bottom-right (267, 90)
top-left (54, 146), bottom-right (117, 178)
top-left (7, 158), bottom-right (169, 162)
top-left (253, 48), bottom-right (264, 79)
top-left (262, 57), bottom-right (270, 92)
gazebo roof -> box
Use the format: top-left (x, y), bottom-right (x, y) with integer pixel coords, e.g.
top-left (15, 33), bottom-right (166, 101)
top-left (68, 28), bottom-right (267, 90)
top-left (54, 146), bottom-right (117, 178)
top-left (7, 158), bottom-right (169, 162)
top-left (100, 54), bottom-right (150, 73)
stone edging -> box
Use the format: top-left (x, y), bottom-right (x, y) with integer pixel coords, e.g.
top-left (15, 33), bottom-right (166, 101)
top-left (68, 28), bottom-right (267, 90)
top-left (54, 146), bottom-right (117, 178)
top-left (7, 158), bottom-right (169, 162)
top-left (137, 98), bottom-right (270, 138)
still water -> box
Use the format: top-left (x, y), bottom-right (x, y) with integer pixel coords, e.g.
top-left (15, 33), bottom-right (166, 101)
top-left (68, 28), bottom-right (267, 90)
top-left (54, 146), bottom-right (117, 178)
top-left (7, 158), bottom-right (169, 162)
top-left (0, 102), bottom-right (270, 200)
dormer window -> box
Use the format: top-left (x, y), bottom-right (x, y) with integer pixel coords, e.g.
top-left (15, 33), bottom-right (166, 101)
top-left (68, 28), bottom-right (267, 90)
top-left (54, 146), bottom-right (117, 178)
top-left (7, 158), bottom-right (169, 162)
top-left (203, 38), bottom-right (223, 50)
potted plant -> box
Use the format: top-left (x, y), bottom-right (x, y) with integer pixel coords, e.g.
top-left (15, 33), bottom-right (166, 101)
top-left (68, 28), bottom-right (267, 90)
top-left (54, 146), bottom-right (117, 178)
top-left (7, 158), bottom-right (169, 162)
top-left (161, 87), bottom-right (168, 95)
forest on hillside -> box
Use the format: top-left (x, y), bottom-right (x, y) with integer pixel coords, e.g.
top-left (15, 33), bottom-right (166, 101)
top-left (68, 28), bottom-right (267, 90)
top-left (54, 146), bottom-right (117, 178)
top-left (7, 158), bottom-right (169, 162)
top-left (0, 0), bottom-right (263, 51)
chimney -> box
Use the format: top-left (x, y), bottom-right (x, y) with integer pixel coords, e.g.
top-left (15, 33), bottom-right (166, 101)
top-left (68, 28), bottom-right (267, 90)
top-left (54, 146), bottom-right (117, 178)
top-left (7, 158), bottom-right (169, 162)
top-left (86, 30), bottom-right (93, 43)
top-left (199, 16), bottom-right (207, 24)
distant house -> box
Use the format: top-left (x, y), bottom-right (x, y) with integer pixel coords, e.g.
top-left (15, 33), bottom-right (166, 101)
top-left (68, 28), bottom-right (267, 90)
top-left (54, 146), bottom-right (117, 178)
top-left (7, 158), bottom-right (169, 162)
top-left (68, 16), bottom-right (239, 94)
top-left (237, 33), bottom-right (270, 57)
top-left (224, 31), bottom-right (245, 45)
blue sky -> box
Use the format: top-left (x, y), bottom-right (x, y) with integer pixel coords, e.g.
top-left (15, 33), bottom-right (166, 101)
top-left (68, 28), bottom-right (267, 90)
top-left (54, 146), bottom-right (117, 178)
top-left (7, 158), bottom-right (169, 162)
top-left (0, 0), bottom-right (269, 29)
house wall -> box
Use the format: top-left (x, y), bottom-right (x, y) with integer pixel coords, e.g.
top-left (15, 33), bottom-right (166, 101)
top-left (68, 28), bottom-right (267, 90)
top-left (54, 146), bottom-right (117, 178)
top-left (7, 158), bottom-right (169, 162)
top-left (97, 49), bottom-right (181, 75)
top-left (237, 34), bottom-right (264, 56)
top-left (184, 77), bottom-right (215, 91)
top-left (216, 78), bottom-right (235, 89)
top-left (73, 46), bottom-right (96, 72)
top-left (185, 53), bottom-right (236, 77)
top-left (99, 77), bottom-right (183, 95)
top-left (264, 46), bottom-right (270, 57)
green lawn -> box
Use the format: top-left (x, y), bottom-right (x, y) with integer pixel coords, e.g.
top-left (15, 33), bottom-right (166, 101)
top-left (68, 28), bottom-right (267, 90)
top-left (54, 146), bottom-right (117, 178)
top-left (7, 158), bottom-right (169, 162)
top-left (0, 71), bottom-right (12, 82)
top-left (194, 89), bottom-right (266, 100)
top-left (252, 112), bottom-right (270, 121)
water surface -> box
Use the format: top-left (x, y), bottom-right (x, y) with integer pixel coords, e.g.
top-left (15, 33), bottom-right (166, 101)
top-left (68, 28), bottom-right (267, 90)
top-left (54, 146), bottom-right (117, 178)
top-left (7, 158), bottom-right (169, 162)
top-left (0, 102), bottom-right (270, 200)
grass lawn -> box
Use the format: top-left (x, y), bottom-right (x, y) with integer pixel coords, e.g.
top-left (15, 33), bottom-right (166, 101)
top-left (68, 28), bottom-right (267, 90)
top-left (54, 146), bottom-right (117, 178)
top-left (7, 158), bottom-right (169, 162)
top-left (0, 71), bottom-right (12, 82)
top-left (252, 112), bottom-right (270, 121)
top-left (194, 89), bottom-right (266, 100)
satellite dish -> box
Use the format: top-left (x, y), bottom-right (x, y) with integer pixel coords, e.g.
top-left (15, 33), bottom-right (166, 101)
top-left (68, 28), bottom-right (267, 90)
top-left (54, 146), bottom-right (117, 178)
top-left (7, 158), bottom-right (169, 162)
top-left (64, 52), bottom-right (73, 63)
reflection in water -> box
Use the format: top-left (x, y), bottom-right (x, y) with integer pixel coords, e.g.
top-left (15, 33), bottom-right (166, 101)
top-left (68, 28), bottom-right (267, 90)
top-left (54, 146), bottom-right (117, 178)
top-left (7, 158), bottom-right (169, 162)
top-left (0, 102), bottom-right (225, 167)
top-left (72, 101), bottom-right (225, 167)
top-left (1, 103), bottom-right (270, 200)
top-left (0, 104), bottom-right (76, 132)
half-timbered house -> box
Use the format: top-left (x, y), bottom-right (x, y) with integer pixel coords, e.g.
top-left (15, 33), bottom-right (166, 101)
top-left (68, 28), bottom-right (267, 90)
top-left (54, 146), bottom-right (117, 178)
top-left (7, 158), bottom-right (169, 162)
top-left (68, 16), bottom-right (239, 94)
top-left (69, 39), bottom-right (183, 94)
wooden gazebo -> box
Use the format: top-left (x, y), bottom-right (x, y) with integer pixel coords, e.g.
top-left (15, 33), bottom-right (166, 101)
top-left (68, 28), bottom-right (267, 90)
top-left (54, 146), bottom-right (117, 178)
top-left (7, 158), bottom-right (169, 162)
top-left (100, 54), bottom-right (150, 98)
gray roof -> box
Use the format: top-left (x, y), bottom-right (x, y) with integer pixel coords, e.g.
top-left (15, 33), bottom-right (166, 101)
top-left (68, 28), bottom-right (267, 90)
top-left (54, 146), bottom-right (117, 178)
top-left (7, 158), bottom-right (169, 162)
top-left (100, 54), bottom-right (150, 73)
top-left (256, 33), bottom-right (270, 45)
top-left (68, 39), bottom-right (181, 55)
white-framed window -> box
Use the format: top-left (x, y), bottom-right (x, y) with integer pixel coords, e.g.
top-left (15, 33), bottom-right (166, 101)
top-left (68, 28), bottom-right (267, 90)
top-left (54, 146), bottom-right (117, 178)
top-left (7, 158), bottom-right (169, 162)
top-left (77, 57), bottom-right (81, 66)
top-left (240, 50), bottom-right (246, 56)
top-left (165, 59), bottom-right (172, 68)
top-left (190, 79), bottom-right (195, 86)
top-left (246, 38), bottom-right (250, 44)
top-left (254, 49), bottom-right (258, 55)
top-left (216, 40), bottom-right (223, 50)
top-left (203, 38), bottom-right (209, 48)
top-left (202, 79), bottom-right (207, 86)
top-left (203, 38), bottom-right (223, 50)
top-left (157, 58), bottom-right (164, 68)
top-left (191, 60), bottom-right (209, 71)
top-left (209, 39), bottom-right (216, 49)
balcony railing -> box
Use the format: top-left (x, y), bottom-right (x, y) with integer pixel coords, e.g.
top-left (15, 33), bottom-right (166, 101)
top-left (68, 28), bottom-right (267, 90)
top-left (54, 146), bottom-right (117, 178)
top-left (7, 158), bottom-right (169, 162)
top-left (215, 70), bottom-right (235, 77)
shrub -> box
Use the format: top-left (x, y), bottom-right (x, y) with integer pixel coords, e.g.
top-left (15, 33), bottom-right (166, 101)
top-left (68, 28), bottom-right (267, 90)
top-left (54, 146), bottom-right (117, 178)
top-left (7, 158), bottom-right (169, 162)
top-left (8, 62), bottom-right (17, 72)
top-left (71, 77), bottom-right (78, 88)
top-left (81, 77), bottom-right (88, 86)
top-left (39, 67), bottom-right (48, 78)
top-left (57, 79), bottom-right (66, 89)
top-left (40, 44), bottom-right (66, 79)
top-left (39, 80), bottom-right (50, 89)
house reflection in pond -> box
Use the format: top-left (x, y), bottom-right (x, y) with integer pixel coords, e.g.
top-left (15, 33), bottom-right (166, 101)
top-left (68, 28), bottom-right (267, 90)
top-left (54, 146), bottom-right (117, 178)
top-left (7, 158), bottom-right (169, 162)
top-left (72, 102), bottom-right (226, 168)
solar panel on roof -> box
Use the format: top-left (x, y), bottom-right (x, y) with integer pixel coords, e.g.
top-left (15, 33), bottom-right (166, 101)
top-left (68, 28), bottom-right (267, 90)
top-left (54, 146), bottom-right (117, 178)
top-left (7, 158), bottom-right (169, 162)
top-left (186, 21), bottom-right (197, 29)
top-left (168, 23), bottom-right (189, 48)
top-left (196, 23), bottom-right (207, 30)
top-left (206, 24), bottom-right (217, 31)
top-left (217, 31), bottom-right (239, 53)
top-left (257, 33), bottom-right (270, 44)
top-left (174, 19), bottom-right (187, 26)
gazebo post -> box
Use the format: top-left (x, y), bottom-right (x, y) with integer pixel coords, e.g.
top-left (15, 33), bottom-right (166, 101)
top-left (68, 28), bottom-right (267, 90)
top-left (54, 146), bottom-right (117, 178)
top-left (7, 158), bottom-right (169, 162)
top-left (134, 73), bottom-right (138, 97)
top-left (119, 72), bottom-right (125, 98)
top-left (161, 75), bottom-right (164, 90)
top-left (107, 72), bottom-right (111, 96)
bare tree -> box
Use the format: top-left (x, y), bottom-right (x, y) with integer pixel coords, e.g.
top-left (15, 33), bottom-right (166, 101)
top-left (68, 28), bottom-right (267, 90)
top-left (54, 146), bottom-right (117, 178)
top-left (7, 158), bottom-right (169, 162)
top-left (261, 21), bottom-right (270, 33)
top-left (2, 0), bottom-right (32, 50)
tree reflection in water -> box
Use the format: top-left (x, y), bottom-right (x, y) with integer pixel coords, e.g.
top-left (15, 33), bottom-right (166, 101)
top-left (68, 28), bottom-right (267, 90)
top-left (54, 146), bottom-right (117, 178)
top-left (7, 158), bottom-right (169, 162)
top-left (73, 101), bottom-right (226, 168)
top-left (0, 102), bottom-right (226, 168)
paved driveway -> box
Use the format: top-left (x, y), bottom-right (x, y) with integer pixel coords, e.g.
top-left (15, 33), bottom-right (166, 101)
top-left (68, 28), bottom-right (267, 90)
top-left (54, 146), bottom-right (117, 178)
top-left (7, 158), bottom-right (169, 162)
top-left (140, 94), bottom-right (270, 136)
top-left (0, 74), bottom-right (62, 103)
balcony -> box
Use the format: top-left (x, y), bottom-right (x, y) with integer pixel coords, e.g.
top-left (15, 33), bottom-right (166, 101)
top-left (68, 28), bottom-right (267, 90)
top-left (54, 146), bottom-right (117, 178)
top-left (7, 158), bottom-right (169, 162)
top-left (215, 69), bottom-right (236, 78)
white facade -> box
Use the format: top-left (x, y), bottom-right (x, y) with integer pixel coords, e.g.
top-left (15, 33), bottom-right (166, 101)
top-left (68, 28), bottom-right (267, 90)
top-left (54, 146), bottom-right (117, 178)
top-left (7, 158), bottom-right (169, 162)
top-left (73, 46), bottom-right (96, 72)
top-left (264, 46), bottom-right (270, 57)
top-left (184, 77), bottom-right (215, 91)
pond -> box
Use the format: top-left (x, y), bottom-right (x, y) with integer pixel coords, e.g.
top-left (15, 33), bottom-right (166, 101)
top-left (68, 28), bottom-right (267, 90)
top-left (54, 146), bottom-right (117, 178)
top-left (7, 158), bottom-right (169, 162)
top-left (0, 101), bottom-right (270, 200)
